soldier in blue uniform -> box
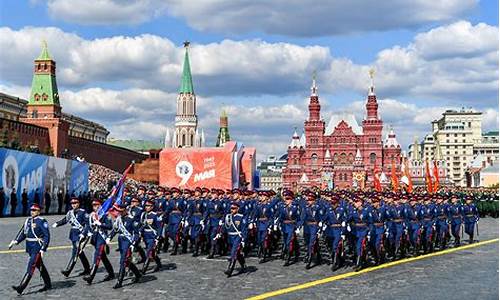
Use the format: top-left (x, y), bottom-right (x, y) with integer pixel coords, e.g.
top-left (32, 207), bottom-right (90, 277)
top-left (83, 199), bottom-right (115, 285)
top-left (388, 197), bottom-right (406, 259)
top-left (9, 203), bottom-right (51, 294)
top-left (128, 197), bottom-right (147, 263)
top-left (254, 191), bottom-right (277, 263)
top-left (433, 197), bottom-right (449, 250)
top-left (52, 197), bottom-right (90, 277)
top-left (167, 188), bottom-right (187, 255)
top-left (277, 190), bottom-right (301, 266)
top-left (368, 198), bottom-right (386, 264)
top-left (348, 198), bottom-right (370, 271)
top-left (421, 196), bottom-right (436, 253)
top-left (300, 191), bottom-right (325, 269)
top-left (462, 197), bottom-right (479, 244)
top-left (186, 187), bottom-right (205, 256)
top-left (324, 195), bottom-right (346, 271)
top-left (204, 189), bottom-right (225, 259)
top-left (107, 203), bottom-right (142, 289)
top-left (140, 199), bottom-right (162, 273)
top-left (405, 197), bottom-right (423, 255)
top-left (223, 201), bottom-right (248, 277)
top-left (448, 196), bottom-right (463, 247)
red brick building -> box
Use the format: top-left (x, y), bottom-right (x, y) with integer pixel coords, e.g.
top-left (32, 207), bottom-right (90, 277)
top-left (2, 42), bottom-right (145, 172)
top-left (282, 72), bottom-right (402, 190)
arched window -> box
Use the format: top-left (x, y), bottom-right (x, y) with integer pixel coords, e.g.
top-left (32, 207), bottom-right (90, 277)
top-left (340, 153), bottom-right (347, 164)
top-left (182, 101), bottom-right (186, 115)
top-left (190, 134), bottom-right (194, 146)
top-left (370, 153), bottom-right (376, 164)
top-left (348, 153), bottom-right (354, 162)
top-left (182, 133), bottom-right (186, 146)
top-left (311, 153), bottom-right (318, 164)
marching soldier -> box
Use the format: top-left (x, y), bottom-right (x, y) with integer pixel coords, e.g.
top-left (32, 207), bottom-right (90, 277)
top-left (448, 196), bottom-right (463, 247)
top-left (224, 201), bottom-right (248, 277)
top-left (140, 199), bottom-right (162, 273)
top-left (348, 198), bottom-right (370, 271)
top-left (107, 203), bottom-right (142, 289)
top-left (52, 197), bottom-right (91, 277)
top-left (9, 203), bottom-right (51, 294)
top-left (277, 190), bottom-right (301, 266)
top-left (83, 199), bottom-right (115, 285)
top-left (462, 197), bottom-right (479, 243)
top-left (300, 191), bottom-right (325, 269)
top-left (128, 197), bottom-right (147, 263)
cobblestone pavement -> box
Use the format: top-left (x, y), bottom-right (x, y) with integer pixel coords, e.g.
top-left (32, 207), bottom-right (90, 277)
top-left (0, 216), bottom-right (497, 300)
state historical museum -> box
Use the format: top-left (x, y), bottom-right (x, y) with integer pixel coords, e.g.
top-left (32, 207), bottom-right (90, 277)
top-left (282, 71), bottom-right (402, 190)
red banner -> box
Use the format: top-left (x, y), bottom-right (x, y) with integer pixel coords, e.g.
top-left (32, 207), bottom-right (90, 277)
top-left (159, 147), bottom-right (234, 189)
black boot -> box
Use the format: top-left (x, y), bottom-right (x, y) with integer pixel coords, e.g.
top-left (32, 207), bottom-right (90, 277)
top-left (61, 258), bottom-right (77, 277)
top-left (102, 254), bottom-right (115, 281)
top-left (331, 253), bottom-right (338, 272)
top-left (316, 251), bottom-right (322, 266)
top-left (38, 262), bottom-right (52, 292)
top-left (354, 255), bottom-right (363, 272)
top-left (141, 258), bottom-right (150, 275)
top-left (305, 253), bottom-right (312, 269)
top-left (224, 259), bottom-right (236, 277)
top-left (192, 242), bottom-right (199, 257)
top-left (129, 263), bottom-right (142, 283)
top-left (237, 255), bottom-right (247, 274)
top-left (12, 273), bottom-right (32, 295)
top-left (162, 239), bottom-right (170, 253)
top-left (153, 256), bottom-right (162, 272)
top-left (83, 264), bottom-right (97, 285)
top-left (171, 243), bottom-right (178, 256)
top-left (78, 253), bottom-right (91, 276)
top-left (207, 244), bottom-right (216, 259)
top-left (283, 252), bottom-right (291, 267)
top-left (113, 267), bottom-right (125, 289)
top-left (137, 246), bottom-right (147, 264)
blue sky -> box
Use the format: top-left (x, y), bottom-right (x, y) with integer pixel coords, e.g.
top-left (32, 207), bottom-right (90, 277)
top-left (0, 0), bottom-right (498, 160)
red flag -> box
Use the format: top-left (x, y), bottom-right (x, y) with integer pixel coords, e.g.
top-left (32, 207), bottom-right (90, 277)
top-left (425, 159), bottom-right (434, 194)
top-left (391, 160), bottom-right (399, 192)
top-left (404, 158), bottom-right (413, 193)
top-left (373, 165), bottom-right (382, 192)
top-left (433, 160), bottom-right (440, 193)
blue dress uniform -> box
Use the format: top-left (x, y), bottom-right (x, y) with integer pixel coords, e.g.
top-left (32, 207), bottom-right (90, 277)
top-left (433, 201), bottom-right (449, 249)
top-left (462, 199), bottom-right (479, 243)
top-left (204, 195), bottom-right (226, 258)
top-left (324, 199), bottom-right (346, 270)
top-left (368, 201), bottom-right (386, 264)
top-left (277, 194), bottom-right (301, 266)
top-left (83, 200), bottom-right (115, 285)
top-left (166, 195), bottom-right (187, 255)
top-left (186, 197), bottom-right (205, 256)
top-left (422, 200), bottom-right (436, 252)
top-left (53, 198), bottom-right (90, 277)
top-left (448, 201), bottom-right (463, 246)
top-left (128, 198), bottom-right (147, 263)
top-left (107, 203), bottom-right (142, 289)
top-left (10, 204), bottom-right (51, 294)
top-left (348, 201), bottom-right (371, 270)
top-left (254, 196), bottom-right (278, 262)
top-left (405, 201), bottom-right (423, 254)
top-left (299, 194), bottom-right (325, 268)
top-left (223, 202), bottom-right (248, 277)
top-left (140, 200), bottom-right (162, 273)
top-left (388, 202), bottom-right (406, 258)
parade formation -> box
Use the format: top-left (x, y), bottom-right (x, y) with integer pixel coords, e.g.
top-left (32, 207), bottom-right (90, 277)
top-left (7, 172), bottom-right (487, 295)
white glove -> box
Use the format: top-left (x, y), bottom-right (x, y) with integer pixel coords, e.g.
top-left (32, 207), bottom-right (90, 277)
top-left (318, 222), bottom-right (323, 228)
top-left (249, 223), bottom-right (254, 230)
top-left (340, 234), bottom-right (346, 240)
top-left (184, 221), bottom-right (189, 227)
top-left (341, 221), bottom-right (346, 227)
top-left (105, 238), bottom-right (111, 245)
top-left (8, 240), bottom-right (17, 249)
top-left (199, 220), bottom-right (204, 225)
top-left (347, 225), bottom-right (351, 232)
top-left (295, 228), bottom-right (300, 235)
top-left (322, 224), bottom-right (327, 231)
top-left (52, 223), bottom-right (57, 228)
top-left (94, 220), bottom-right (102, 226)
top-left (218, 220), bottom-right (223, 226)
top-left (273, 224), bottom-right (278, 231)
top-left (39, 250), bottom-right (45, 258)
top-left (79, 234), bottom-right (85, 240)
top-left (129, 245), bottom-right (135, 253)
top-left (241, 241), bottom-right (245, 248)
top-left (87, 232), bottom-right (93, 237)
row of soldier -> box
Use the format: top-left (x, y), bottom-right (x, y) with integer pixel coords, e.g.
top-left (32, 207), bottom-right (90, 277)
top-left (7, 186), bottom-right (480, 295)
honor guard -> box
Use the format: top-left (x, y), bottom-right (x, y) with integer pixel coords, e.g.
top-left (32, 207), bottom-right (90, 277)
top-left (53, 197), bottom-right (91, 277)
top-left (140, 199), bottom-right (162, 273)
top-left (9, 204), bottom-right (51, 294)
top-left (224, 201), bottom-right (248, 277)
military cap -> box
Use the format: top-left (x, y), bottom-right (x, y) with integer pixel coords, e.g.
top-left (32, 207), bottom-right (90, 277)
top-left (30, 203), bottom-right (41, 211)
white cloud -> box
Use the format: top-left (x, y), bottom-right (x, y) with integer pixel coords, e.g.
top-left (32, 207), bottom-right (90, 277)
top-left (164, 0), bottom-right (477, 37)
top-left (47, 0), bottom-right (168, 25)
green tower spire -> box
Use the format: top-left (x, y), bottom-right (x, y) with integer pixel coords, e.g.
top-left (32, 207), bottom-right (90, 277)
top-left (29, 40), bottom-right (60, 106)
top-left (216, 108), bottom-right (231, 147)
top-left (179, 41), bottom-right (194, 94)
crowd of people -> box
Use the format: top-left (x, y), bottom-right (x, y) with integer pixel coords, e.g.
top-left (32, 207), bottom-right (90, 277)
top-left (4, 163), bottom-right (498, 295)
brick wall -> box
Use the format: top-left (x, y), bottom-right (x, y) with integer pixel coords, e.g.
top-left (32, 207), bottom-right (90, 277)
top-left (1, 117), bottom-right (51, 151)
top-left (67, 136), bottom-right (147, 172)
top-left (129, 158), bottom-right (159, 183)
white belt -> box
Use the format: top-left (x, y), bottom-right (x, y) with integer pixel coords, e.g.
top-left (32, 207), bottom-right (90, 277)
top-left (228, 232), bottom-right (240, 235)
top-left (144, 229), bottom-right (155, 232)
top-left (26, 238), bottom-right (41, 242)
